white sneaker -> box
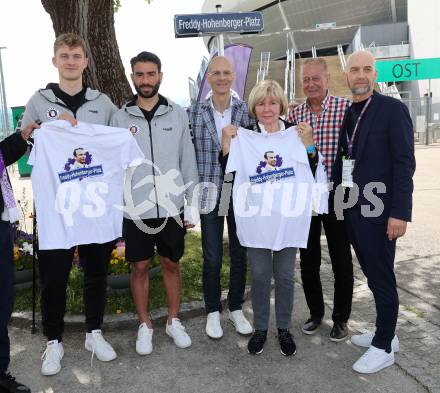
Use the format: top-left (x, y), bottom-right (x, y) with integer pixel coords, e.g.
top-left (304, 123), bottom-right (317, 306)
top-left (136, 323), bottom-right (153, 355)
top-left (166, 318), bottom-right (191, 348)
top-left (85, 329), bottom-right (117, 363)
top-left (41, 340), bottom-right (64, 376)
top-left (206, 311), bottom-right (223, 339)
top-left (351, 330), bottom-right (399, 352)
top-left (353, 345), bottom-right (395, 374)
top-left (229, 310), bottom-right (253, 336)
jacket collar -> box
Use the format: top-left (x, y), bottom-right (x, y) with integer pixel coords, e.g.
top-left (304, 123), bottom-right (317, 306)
top-left (348, 90), bottom-right (379, 166)
top-left (123, 94), bottom-right (173, 118)
top-left (39, 85), bottom-right (100, 104)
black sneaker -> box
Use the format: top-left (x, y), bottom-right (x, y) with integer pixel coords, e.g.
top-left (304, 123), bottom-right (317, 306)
top-left (278, 329), bottom-right (297, 356)
top-left (0, 372), bottom-right (31, 393)
top-left (247, 330), bottom-right (267, 355)
top-left (301, 318), bottom-right (321, 335)
top-left (329, 322), bottom-right (348, 342)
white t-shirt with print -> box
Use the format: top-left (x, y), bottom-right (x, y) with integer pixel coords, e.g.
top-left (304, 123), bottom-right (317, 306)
top-left (226, 126), bottom-right (328, 251)
top-left (28, 120), bottom-right (144, 250)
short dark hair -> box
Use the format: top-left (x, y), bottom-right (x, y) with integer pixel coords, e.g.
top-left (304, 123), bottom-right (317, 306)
top-left (130, 51), bottom-right (161, 72)
top-left (264, 151), bottom-right (275, 159)
top-left (73, 148), bottom-right (84, 157)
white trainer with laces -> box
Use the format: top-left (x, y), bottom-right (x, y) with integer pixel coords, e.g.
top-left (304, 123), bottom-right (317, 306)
top-left (41, 340), bottom-right (64, 376)
top-left (351, 330), bottom-right (399, 352)
top-left (229, 310), bottom-right (253, 336)
top-left (166, 318), bottom-right (191, 348)
top-left (353, 345), bottom-right (395, 374)
top-left (205, 311), bottom-right (223, 339)
top-left (136, 323), bottom-right (153, 355)
top-left (85, 329), bottom-right (117, 363)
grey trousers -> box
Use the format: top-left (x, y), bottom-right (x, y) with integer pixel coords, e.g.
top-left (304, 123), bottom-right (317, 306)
top-left (247, 247), bottom-right (297, 330)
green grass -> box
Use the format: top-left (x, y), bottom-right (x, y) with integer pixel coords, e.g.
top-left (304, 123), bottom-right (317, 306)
top-left (402, 304), bottom-right (427, 318)
top-left (13, 231), bottom-right (233, 315)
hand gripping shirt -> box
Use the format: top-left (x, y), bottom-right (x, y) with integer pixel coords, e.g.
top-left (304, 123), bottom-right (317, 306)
top-left (28, 120), bottom-right (144, 250)
top-left (226, 127), bottom-right (328, 251)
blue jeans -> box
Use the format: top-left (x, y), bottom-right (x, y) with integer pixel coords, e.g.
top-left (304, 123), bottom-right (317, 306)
top-left (0, 220), bottom-right (14, 373)
top-left (200, 202), bottom-right (247, 313)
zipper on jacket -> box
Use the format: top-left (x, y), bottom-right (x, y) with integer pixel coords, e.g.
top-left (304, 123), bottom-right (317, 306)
top-left (53, 94), bottom-right (89, 118)
top-left (146, 119), bottom-right (160, 218)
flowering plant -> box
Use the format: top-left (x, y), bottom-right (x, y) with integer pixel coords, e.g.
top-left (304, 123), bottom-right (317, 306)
top-left (108, 239), bottom-right (130, 275)
top-left (13, 230), bottom-right (33, 271)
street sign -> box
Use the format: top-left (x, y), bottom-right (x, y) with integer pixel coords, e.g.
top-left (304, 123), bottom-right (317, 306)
top-left (316, 22), bottom-right (336, 29)
top-left (174, 12), bottom-right (264, 38)
top-left (376, 58), bottom-right (440, 82)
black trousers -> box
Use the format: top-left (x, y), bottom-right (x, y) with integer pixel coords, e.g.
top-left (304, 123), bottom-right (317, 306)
top-left (300, 193), bottom-right (353, 323)
top-left (37, 240), bottom-right (115, 341)
top-left (345, 208), bottom-right (398, 352)
top-left (0, 221), bottom-right (13, 373)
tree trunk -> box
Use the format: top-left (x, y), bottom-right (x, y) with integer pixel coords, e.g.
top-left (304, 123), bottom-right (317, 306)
top-left (41, 0), bottom-right (133, 107)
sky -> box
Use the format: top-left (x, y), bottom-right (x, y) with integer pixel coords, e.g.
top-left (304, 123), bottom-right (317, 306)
top-left (0, 0), bottom-right (209, 108)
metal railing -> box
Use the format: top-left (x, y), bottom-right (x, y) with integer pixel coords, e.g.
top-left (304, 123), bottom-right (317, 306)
top-left (397, 96), bottom-right (440, 145)
top-left (257, 51), bottom-right (271, 83)
top-left (284, 48), bottom-right (295, 102)
top-left (337, 44), bottom-right (346, 70)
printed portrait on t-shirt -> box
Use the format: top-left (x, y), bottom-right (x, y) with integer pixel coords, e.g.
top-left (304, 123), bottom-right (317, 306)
top-left (58, 147), bottom-right (103, 183)
top-left (257, 151), bottom-right (283, 174)
top-left (65, 147), bottom-right (92, 170)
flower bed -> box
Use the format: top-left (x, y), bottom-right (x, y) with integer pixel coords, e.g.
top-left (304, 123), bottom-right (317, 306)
top-left (13, 231), bottom-right (232, 315)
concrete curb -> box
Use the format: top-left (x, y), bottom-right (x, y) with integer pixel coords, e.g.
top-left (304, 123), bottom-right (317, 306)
top-left (10, 285), bottom-right (252, 332)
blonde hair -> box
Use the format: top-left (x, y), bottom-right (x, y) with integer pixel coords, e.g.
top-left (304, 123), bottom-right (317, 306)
top-left (54, 33), bottom-right (87, 56)
top-left (248, 80), bottom-right (288, 118)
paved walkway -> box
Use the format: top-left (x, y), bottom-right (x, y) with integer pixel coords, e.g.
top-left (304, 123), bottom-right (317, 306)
top-left (7, 145), bottom-right (440, 392)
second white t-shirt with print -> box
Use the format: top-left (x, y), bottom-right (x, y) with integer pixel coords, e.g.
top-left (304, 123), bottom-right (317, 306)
top-left (226, 126), bottom-right (328, 251)
top-left (29, 120), bottom-right (144, 250)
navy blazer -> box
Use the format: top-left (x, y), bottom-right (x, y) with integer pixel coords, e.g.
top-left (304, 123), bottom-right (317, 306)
top-left (332, 91), bottom-right (415, 223)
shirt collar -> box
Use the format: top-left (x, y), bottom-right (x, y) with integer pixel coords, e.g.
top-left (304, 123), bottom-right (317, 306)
top-left (258, 120), bottom-right (286, 134)
top-left (210, 95), bottom-right (233, 114)
top-left (305, 91), bottom-right (331, 112)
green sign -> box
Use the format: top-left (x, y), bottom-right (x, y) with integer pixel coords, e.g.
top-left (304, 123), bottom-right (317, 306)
top-left (376, 58), bottom-right (440, 82)
top-left (11, 106), bottom-right (32, 177)
top-left (11, 106), bottom-right (25, 129)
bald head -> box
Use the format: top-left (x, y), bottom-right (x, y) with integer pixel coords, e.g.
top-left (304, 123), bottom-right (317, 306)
top-left (345, 50), bottom-right (378, 100)
top-left (207, 55), bottom-right (235, 97)
top-left (207, 55), bottom-right (234, 73)
top-left (346, 50), bottom-right (376, 69)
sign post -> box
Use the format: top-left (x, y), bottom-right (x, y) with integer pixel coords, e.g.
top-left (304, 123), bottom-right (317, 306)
top-left (216, 4), bottom-right (225, 56)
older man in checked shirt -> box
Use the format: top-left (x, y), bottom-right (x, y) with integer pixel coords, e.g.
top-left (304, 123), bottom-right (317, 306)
top-left (287, 57), bottom-right (353, 342)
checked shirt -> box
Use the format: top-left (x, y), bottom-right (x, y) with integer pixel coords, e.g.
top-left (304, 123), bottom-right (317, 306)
top-left (288, 93), bottom-right (350, 182)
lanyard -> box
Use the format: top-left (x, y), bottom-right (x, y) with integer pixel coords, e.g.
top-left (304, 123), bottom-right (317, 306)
top-left (346, 96), bottom-right (372, 157)
top-left (308, 105), bottom-right (326, 146)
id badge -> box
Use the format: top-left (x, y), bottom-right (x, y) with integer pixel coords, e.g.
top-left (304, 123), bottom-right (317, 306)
top-left (342, 159), bottom-right (355, 188)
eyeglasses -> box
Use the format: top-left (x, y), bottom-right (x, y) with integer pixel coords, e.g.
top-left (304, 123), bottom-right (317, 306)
top-left (207, 70), bottom-right (234, 77)
top-left (302, 76), bottom-right (323, 84)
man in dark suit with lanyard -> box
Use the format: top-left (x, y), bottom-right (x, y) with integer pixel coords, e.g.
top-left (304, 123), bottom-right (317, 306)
top-left (333, 50), bottom-right (415, 374)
